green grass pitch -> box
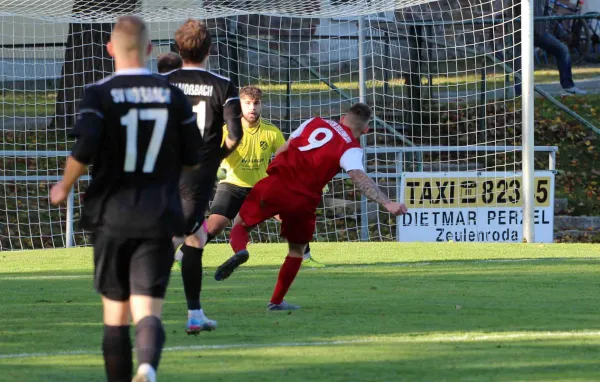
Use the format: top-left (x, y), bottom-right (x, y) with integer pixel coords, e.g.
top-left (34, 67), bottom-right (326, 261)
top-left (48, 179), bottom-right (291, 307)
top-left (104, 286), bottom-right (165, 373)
top-left (2, 243), bottom-right (600, 381)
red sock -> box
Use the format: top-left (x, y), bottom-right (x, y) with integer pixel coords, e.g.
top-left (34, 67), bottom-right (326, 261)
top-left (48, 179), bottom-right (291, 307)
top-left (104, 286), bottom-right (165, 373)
top-left (230, 224), bottom-right (249, 253)
top-left (270, 256), bottom-right (303, 305)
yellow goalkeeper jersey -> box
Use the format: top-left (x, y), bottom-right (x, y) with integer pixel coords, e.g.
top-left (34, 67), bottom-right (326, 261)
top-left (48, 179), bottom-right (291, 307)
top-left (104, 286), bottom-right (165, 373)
top-left (220, 119), bottom-right (286, 188)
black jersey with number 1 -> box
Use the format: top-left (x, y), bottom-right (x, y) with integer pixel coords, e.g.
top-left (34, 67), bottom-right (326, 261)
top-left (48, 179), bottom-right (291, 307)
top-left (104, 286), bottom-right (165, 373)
top-left (162, 67), bottom-right (242, 164)
top-left (70, 68), bottom-right (203, 238)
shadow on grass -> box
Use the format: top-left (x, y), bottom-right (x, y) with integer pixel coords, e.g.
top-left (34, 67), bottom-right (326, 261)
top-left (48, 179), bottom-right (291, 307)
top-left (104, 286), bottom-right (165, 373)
top-left (2, 256), bottom-right (599, 280)
top-left (3, 339), bottom-right (600, 381)
top-left (2, 258), bottom-right (600, 358)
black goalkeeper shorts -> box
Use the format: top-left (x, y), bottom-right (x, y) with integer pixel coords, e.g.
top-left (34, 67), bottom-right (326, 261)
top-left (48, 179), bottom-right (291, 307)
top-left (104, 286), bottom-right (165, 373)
top-left (93, 230), bottom-right (174, 301)
top-left (210, 182), bottom-right (253, 220)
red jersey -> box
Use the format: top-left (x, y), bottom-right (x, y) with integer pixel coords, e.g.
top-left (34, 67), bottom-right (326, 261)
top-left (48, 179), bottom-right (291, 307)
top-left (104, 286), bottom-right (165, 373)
top-left (267, 117), bottom-right (364, 202)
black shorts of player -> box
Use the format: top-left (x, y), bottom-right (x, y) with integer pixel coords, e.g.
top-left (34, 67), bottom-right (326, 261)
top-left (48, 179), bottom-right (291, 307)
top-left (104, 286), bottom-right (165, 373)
top-left (179, 161), bottom-right (220, 235)
top-left (93, 230), bottom-right (175, 301)
top-left (210, 182), bottom-right (253, 220)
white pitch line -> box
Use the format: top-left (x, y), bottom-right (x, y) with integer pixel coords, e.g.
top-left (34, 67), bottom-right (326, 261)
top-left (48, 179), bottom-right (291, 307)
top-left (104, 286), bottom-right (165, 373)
top-left (0, 275), bottom-right (90, 281)
top-left (1, 257), bottom-right (598, 281)
top-left (3, 331), bottom-right (600, 360)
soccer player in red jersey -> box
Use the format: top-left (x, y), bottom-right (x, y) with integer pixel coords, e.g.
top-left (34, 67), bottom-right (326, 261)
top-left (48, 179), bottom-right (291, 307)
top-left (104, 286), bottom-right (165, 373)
top-left (214, 103), bottom-right (408, 310)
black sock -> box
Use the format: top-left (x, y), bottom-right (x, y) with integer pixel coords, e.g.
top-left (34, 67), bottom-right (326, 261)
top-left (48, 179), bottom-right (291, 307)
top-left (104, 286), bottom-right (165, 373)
top-left (135, 315), bottom-right (166, 371)
top-left (181, 243), bottom-right (203, 310)
top-left (102, 325), bottom-right (132, 382)
top-left (304, 243), bottom-right (311, 254)
top-left (206, 233), bottom-right (215, 244)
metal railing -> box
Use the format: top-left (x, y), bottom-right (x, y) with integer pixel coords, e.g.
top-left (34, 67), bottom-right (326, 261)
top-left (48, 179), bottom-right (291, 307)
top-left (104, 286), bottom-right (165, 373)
top-left (1, 145), bottom-right (557, 246)
top-left (0, 150), bottom-right (90, 248)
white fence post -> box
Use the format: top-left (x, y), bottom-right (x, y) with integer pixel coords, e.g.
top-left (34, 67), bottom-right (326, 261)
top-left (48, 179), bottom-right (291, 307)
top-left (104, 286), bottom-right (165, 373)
top-left (521, 0), bottom-right (536, 243)
top-left (66, 187), bottom-right (74, 248)
top-left (358, 16), bottom-right (369, 242)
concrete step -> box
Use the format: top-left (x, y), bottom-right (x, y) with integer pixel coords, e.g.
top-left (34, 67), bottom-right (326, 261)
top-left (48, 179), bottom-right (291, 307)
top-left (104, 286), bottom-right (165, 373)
top-left (555, 198), bottom-right (568, 215)
top-left (554, 215), bottom-right (600, 231)
top-left (554, 229), bottom-right (600, 241)
top-left (554, 215), bottom-right (600, 241)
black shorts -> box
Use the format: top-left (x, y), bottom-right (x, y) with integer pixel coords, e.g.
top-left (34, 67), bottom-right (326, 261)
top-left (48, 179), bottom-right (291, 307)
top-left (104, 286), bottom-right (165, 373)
top-left (210, 183), bottom-right (253, 220)
top-left (93, 230), bottom-right (174, 301)
top-left (179, 161), bottom-right (220, 235)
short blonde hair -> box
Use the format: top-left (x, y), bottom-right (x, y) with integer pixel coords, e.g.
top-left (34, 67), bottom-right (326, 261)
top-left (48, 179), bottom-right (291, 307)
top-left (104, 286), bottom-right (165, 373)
top-left (111, 15), bottom-right (149, 55)
top-left (240, 85), bottom-right (263, 101)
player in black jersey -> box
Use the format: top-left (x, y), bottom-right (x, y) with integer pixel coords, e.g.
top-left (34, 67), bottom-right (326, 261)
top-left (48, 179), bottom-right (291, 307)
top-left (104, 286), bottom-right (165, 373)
top-left (161, 19), bottom-right (242, 335)
top-left (50, 16), bottom-right (202, 382)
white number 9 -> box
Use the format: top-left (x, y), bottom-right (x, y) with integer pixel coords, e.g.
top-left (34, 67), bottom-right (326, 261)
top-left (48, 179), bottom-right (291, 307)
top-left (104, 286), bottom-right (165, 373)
top-left (298, 127), bottom-right (334, 151)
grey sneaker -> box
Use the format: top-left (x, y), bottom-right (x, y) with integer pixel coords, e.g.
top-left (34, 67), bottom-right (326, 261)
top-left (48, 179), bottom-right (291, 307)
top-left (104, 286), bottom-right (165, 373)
top-left (563, 87), bottom-right (588, 95)
top-left (214, 250), bottom-right (249, 281)
top-left (185, 315), bottom-right (217, 335)
top-left (267, 301), bottom-right (301, 311)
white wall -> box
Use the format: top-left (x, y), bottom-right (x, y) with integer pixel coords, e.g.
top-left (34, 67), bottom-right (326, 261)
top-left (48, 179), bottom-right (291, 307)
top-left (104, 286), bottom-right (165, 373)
top-left (582, 0), bottom-right (600, 13)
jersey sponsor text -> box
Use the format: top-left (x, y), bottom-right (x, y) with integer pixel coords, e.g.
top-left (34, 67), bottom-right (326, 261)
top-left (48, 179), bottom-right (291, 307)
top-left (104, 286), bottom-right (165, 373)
top-left (110, 87), bottom-right (172, 104)
top-left (326, 120), bottom-right (352, 143)
top-left (174, 83), bottom-right (214, 97)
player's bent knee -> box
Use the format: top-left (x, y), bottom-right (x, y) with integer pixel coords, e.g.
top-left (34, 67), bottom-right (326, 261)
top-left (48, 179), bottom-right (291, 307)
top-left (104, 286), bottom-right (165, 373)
top-left (207, 214), bottom-right (230, 236)
top-left (129, 295), bottom-right (164, 324)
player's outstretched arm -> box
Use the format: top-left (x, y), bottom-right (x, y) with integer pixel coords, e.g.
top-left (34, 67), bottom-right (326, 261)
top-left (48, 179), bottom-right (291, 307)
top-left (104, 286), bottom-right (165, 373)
top-left (347, 169), bottom-right (407, 216)
top-left (347, 169), bottom-right (390, 204)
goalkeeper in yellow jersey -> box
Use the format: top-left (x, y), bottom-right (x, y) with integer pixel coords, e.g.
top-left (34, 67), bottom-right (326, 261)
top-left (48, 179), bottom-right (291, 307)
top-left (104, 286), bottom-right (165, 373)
top-left (204, 85), bottom-right (324, 267)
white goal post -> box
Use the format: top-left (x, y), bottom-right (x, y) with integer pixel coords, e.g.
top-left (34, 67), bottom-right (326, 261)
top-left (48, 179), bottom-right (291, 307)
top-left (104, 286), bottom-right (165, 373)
top-left (0, 0), bottom-right (539, 249)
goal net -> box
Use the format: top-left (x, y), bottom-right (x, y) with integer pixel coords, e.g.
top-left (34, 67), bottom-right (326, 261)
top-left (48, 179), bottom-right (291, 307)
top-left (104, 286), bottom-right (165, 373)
top-left (0, 0), bottom-right (526, 250)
